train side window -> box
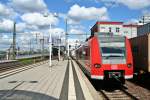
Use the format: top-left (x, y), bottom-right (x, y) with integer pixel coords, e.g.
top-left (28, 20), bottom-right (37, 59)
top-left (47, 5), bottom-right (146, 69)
top-left (82, 47), bottom-right (87, 60)
top-left (79, 51), bottom-right (82, 59)
top-left (84, 46), bottom-right (89, 60)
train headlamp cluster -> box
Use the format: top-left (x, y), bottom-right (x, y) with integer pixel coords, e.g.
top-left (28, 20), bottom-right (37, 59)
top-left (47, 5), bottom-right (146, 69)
top-left (94, 64), bottom-right (101, 68)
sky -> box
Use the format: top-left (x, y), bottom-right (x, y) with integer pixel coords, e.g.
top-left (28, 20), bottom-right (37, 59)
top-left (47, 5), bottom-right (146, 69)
top-left (0, 0), bottom-right (150, 51)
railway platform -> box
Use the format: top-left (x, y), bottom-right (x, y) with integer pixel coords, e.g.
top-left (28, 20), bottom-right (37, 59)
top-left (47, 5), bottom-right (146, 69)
top-left (0, 59), bottom-right (101, 100)
top-left (0, 60), bottom-right (17, 64)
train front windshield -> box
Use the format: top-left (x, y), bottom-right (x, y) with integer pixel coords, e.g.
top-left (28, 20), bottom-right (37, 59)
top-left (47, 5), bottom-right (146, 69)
top-left (98, 35), bottom-right (126, 64)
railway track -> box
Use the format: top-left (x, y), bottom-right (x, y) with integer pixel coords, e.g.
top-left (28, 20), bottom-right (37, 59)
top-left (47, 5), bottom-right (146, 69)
top-left (125, 81), bottom-right (150, 100)
top-left (0, 60), bottom-right (48, 79)
top-left (96, 80), bottom-right (150, 100)
top-left (0, 62), bottom-right (30, 73)
top-left (71, 58), bottom-right (150, 100)
top-left (98, 84), bottom-right (139, 100)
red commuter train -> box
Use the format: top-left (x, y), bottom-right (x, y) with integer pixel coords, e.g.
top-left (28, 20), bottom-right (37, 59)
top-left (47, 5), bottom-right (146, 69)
top-left (72, 33), bottom-right (133, 83)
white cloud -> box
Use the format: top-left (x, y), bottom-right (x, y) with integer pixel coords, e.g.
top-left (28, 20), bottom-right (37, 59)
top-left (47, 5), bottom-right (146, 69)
top-left (0, 19), bottom-right (27, 33)
top-left (68, 18), bottom-right (80, 25)
top-left (16, 32), bottom-right (34, 50)
top-left (97, 0), bottom-right (150, 9)
top-left (18, 32), bottom-right (33, 41)
top-left (21, 12), bottom-right (59, 26)
top-left (16, 23), bottom-right (26, 32)
top-left (70, 25), bottom-right (85, 30)
top-left (68, 25), bottom-right (86, 43)
top-left (0, 35), bottom-right (12, 46)
top-left (118, 0), bottom-right (150, 9)
top-left (142, 9), bottom-right (150, 15)
top-left (68, 24), bottom-right (86, 36)
top-left (0, 3), bottom-right (17, 18)
top-left (0, 19), bottom-right (14, 33)
top-left (68, 4), bottom-right (109, 22)
top-left (26, 24), bottom-right (39, 31)
top-left (104, 2), bottom-right (118, 8)
top-left (11, 0), bottom-right (47, 13)
top-left (48, 28), bottom-right (65, 37)
top-left (125, 18), bottom-right (139, 24)
top-left (69, 28), bottom-right (84, 35)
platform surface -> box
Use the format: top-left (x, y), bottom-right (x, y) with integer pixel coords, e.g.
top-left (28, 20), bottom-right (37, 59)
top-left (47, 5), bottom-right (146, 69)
top-left (0, 59), bottom-right (102, 100)
top-left (0, 60), bottom-right (68, 100)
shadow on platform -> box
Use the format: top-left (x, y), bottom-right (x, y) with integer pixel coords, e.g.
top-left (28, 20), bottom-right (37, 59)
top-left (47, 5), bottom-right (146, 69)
top-left (0, 90), bottom-right (58, 100)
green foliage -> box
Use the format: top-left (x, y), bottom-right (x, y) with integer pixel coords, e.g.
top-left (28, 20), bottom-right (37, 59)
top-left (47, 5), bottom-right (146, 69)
top-left (18, 58), bottom-right (33, 64)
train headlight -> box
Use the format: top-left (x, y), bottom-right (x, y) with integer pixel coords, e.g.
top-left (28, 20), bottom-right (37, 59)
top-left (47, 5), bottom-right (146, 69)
top-left (94, 64), bottom-right (101, 68)
top-left (127, 63), bottom-right (132, 68)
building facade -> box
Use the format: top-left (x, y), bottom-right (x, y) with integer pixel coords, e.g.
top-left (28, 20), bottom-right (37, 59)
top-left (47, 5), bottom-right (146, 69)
top-left (91, 21), bottom-right (138, 38)
top-left (123, 25), bottom-right (138, 38)
top-left (137, 23), bottom-right (150, 36)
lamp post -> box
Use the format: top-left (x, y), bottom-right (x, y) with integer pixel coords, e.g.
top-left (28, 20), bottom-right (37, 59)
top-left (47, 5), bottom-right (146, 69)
top-left (49, 23), bottom-right (52, 66)
top-left (67, 39), bottom-right (69, 57)
top-left (12, 21), bottom-right (16, 60)
top-left (58, 33), bottom-right (61, 61)
top-left (65, 18), bottom-right (70, 57)
top-left (44, 13), bottom-right (58, 67)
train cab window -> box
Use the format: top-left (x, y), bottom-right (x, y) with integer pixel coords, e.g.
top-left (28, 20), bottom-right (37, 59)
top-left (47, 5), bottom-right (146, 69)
top-left (98, 35), bottom-right (126, 64)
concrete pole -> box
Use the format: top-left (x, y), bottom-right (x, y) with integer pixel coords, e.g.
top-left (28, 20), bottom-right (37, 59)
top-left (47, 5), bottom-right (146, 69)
top-left (58, 33), bottom-right (61, 61)
top-left (12, 21), bottom-right (16, 60)
top-left (43, 12), bottom-right (58, 65)
top-left (6, 50), bottom-right (9, 60)
top-left (65, 18), bottom-right (68, 57)
top-left (65, 18), bottom-right (70, 57)
top-left (49, 23), bottom-right (52, 67)
top-left (67, 39), bottom-right (69, 56)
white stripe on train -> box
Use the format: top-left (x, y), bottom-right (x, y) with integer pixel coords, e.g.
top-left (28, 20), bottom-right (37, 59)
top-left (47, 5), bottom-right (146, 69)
top-left (91, 75), bottom-right (133, 80)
